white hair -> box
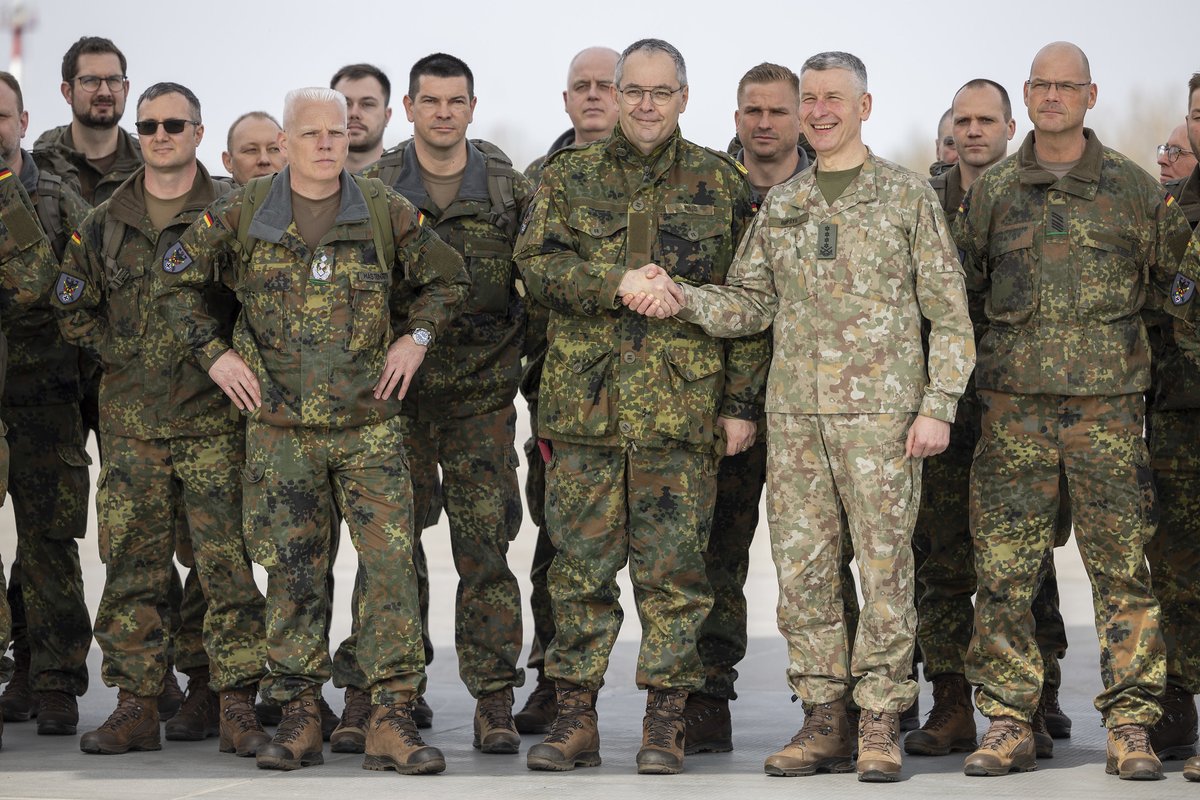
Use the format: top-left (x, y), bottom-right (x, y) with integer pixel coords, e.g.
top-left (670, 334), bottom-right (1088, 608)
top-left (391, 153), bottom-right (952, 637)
top-left (282, 87), bottom-right (347, 130)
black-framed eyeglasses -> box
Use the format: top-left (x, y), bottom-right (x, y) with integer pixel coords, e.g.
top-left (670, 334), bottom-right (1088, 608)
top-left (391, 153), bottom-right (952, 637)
top-left (1025, 79), bottom-right (1091, 96)
top-left (135, 119), bottom-right (198, 136)
top-left (75, 74), bottom-right (127, 92)
top-left (618, 85), bottom-right (684, 106)
top-left (1158, 144), bottom-right (1195, 164)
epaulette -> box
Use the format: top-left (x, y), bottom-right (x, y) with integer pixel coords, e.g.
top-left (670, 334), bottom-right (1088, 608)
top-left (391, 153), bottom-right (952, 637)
top-left (704, 146), bottom-right (750, 178)
top-left (544, 138), bottom-right (598, 166)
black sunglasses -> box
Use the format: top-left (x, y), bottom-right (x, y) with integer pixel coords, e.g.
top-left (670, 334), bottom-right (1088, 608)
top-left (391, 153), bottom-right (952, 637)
top-left (135, 118), bottom-right (198, 136)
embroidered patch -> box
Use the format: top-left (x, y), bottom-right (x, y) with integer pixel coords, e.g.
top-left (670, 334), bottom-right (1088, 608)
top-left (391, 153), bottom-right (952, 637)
top-left (70, 231), bottom-right (82, 245)
top-left (1172, 273), bottom-right (1196, 306)
top-left (55, 272), bottom-right (85, 305)
top-left (162, 241), bottom-right (193, 273)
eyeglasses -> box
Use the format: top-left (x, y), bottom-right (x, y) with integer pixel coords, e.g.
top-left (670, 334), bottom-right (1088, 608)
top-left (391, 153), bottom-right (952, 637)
top-left (941, 136), bottom-right (956, 148)
top-left (618, 85), bottom-right (684, 106)
top-left (1025, 79), bottom-right (1091, 96)
top-left (75, 74), bottom-right (127, 92)
top-left (135, 118), bottom-right (198, 136)
top-left (1158, 144), bottom-right (1195, 164)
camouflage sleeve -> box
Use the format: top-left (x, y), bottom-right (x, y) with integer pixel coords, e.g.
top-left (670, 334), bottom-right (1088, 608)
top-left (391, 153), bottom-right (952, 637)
top-left (513, 159), bottom-right (627, 316)
top-left (52, 210), bottom-right (112, 365)
top-left (388, 193), bottom-right (469, 339)
top-left (951, 184), bottom-right (991, 335)
top-left (155, 192), bottom-right (242, 371)
top-left (913, 184), bottom-right (975, 422)
top-left (717, 181), bottom-right (770, 421)
top-left (1173, 231), bottom-right (1200, 370)
top-left (1150, 190), bottom-right (1197, 321)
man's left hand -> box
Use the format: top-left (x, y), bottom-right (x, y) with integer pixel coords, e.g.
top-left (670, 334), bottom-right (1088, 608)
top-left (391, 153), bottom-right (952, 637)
top-left (906, 414), bottom-right (950, 458)
top-left (374, 334), bottom-right (426, 400)
top-left (717, 416), bottom-right (756, 456)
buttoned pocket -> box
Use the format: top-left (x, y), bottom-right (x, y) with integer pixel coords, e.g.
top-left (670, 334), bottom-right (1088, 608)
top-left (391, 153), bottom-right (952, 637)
top-left (986, 224), bottom-right (1039, 325)
top-left (1076, 226), bottom-right (1143, 322)
top-left (542, 339), bottom-right (614, 438)
top-left (653, 341), bottom-right (723, 445)
top-left (567, 206), bottom-right (628, 263)
top-left (349, 271), bottom-right (389, 351)
top-left (239, 269), bottom-right (291, 350)
top-left (659, 208), bottom-right (726, 283)
top-left (462, 234), bottom-right (515, 314)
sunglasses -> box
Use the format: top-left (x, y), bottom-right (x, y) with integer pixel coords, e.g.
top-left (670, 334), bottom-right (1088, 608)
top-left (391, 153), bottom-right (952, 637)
top-left (135, 118), bottom-right (198, 136)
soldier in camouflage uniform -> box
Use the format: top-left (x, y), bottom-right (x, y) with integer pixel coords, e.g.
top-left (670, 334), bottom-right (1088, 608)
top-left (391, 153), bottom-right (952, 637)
top-left (52, 83), bottom-right (269, 757)
top-left (668, 52), bottom-right (974, 783)
top-left (954, 42), bottom-right (1195, 781)
top-left (1146, 72), bottom-right (1200, 771)
top-left (515, 45), bottom-right (620, 735)
top-left (515, 39), bottom-right (767, 775)
top-left (158, 87), bottom-right (468, 775)
top-left (0, 72), bottom-right (94, 739)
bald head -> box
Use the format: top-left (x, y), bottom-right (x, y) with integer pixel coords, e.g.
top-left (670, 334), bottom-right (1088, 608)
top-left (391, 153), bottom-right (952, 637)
top-left (1024, 41), bottom-right (1096, 141)
top-left (563, 46), bottom-right (619, 144)
top-left (1030, 41), bottom-right (1091, 82)
top-left (567, 47), bottom-right (619, 85)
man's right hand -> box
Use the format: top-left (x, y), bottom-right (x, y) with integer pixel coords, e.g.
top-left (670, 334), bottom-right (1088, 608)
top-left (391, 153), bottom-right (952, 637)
top-left (208, 349), bottom-right (261, 411)
top-left (619, 264), bottom-right (685, 317)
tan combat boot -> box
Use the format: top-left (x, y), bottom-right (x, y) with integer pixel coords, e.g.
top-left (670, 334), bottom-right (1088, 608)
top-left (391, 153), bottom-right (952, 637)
top-left (330, 685), bottom-right (372, 754)
top-left (1184, 754), bottom-right (1200, 781)
top-left (963, 716), bottom-right (1036, 776)
top-left (683, 693), bottom-right (732, 754)
top-left (474, 687), bottom-right (520, 754)
top-left (1106, 723), bottom-right (1163, 780)
top-left (526, 682), bottom-right (601, 771)
top-left (637, 688), bottom-right (688, 774)
top-left (165, 672), bottom-right (218, 741)
top-left (79, 689), bottom-right (162, 754)
top-left (857, 710), bottom-right (902, 782)
top-left (514, 675), bottom-right (557, 734)
top-left (905, 673), bottom-right (977, 756)
top-left (218, 687), bottom-right (271, 757)
top-left (1151, 683), bottom-right (1197, 760)
top-left (255, 691), bottom-right (323, 770)
top-left (362, 699), bottom-right (446, 774)
top-left (763, 696), bottom-right (854, 776)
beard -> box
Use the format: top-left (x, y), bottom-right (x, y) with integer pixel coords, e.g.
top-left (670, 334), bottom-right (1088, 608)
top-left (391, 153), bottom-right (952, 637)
top-left (349, 131), bottom-right (383, 154)
top-left (74, 103), bottom-right (123, 130)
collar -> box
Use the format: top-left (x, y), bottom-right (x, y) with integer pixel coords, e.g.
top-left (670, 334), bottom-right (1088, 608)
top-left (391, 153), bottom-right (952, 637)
top-left (1016, 127), bottom-right (1103, 199)
top-left (247, 166), bottom-right (369, 245)
top-left (390, 139), bottom-right (489, 212)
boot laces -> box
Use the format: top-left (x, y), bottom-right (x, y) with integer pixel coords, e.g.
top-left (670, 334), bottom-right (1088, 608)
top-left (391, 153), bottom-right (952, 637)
top-left (1112, 724), bottom-right (1151, 753)
top-left (379, 703), bottom-right (425, 747)
top-left (980, 718), bottom-right (1023, 750)
top-left (544, 688), bottom-right (592, 744)
top-left (859, 712), bottom-right (897, 754)
top-left (274, 700), bottom-right (316, 744)
top-left (100, 696), bottom-right (144, 731)
top-left (478, 692), bottom-right (513, 730)
top-left (683, 694), bottom-right (722, 726)
top-left (221, 691), bottom-right (261, 732)
top-left (38, 691), bottom-right (75, 715)
top-left (342, 687), bottom-right (372, 728)
top-left (925, 679), bottom-right (966, 730)
top-left (792, 702), bottom-right (835, 742)
top-left (525, 680), bottom-right (556, 711)
top-left (177, 679), bottom-right (213, 718)
top-left (644, 689), bottom-right (685, 748)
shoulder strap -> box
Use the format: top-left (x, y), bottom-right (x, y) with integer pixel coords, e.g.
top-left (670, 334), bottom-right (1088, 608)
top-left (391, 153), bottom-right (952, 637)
top-left (234, 175), bottom-right (274, 266)
top-left (374, 143), bottom-right (406, 190)
top-left (101, 214), bottom-right (126, 269)
top-left (351, 175), bottom-right (395, 271)
top-left (35, 173), bottom-right (66, 260)
top-left (472, 140), bottom-right (520, 238)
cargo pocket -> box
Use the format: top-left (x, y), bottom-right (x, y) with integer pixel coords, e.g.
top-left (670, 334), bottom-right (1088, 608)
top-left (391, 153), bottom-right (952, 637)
top-left (462, 235), bottom-right (515, 314)
top-left (985, 224), bottom-right (1039, 325)
top-left (658, 208), bottom-right (727, 284)
top-left (542, 340), bottom-right (614, 438)
top-left (95, 464), bottom-right (113, 563)
top-left (240, 461), bottom-right (276, 566)
top-left (349, 271), bottom-right (389, 350)
top-left (653, 342), bottom-right (723, 445)
top-left (1076, 226), bottom-right (1142, 323)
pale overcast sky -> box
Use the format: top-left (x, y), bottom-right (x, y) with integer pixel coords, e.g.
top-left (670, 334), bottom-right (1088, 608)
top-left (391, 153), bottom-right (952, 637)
top-left (10, 0), bottom-right (1196, 177)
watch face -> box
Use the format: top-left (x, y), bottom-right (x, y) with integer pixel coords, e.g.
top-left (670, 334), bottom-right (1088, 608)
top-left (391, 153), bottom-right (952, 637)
top-left (412, 328), bottom-right (432, 346)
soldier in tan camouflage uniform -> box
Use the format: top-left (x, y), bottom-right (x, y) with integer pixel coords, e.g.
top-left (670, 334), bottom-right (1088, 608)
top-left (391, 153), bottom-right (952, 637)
top-left (53, 82), bottom-right (269, 758)
top-left (515, 38), bottom-right (767, 775)
top-left (159, 87), bottom-right (469, 775)
top-left (955, 42), bottom-right (1194, 781)
top-left (661, 51), bottom-right (974, 783)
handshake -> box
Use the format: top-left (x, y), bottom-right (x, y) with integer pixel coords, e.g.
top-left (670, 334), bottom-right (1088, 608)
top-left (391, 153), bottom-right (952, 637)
top-left (618, 264), bottom-right (687, 318)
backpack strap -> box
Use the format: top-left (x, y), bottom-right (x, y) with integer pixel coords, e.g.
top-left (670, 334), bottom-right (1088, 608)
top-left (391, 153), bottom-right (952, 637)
top-left (351, 175), bottom-right (395, 271)
top-left (34, 173), bottom-right (66, 260)
top-left (232, 174), bottom-right (275, 267)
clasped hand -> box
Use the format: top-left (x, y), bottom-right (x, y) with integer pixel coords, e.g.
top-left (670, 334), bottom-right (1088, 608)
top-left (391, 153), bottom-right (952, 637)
top-left (619, 264), bottom-right (686, 318)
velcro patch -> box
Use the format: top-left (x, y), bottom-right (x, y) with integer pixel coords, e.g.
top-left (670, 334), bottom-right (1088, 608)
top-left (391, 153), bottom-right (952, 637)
top-left (1172, 273), bottom-right (1196, 306)
top-left (55, 272), bottom-right (85, 305)
top-left (358, 271), bottom-right (388, 283)
top-left (162, 241), bottom-right (193, 273)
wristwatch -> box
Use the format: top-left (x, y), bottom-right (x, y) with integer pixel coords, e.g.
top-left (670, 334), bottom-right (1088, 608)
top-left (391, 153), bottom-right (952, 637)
top-left (410, 327), bottom-right (433, 347)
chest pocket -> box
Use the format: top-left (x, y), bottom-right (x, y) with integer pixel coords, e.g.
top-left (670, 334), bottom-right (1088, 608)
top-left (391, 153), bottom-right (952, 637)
top-left (349, 270), bottom-right (390, 351)
top-left (986, 223), bottom-right (1039, 325)
top-left (1075, 225), bottom-right (1144, 322)
top-left (239, 268), bottom-right (291, 351)
top-left (105, 254), bottom-right (147, 339)
top-left (658, 205), bottom-right (726, 283)
top-left (567, 206), bottom-right (628, 263)
top-left (763, 214), bottom-right (812, 302)
top-left (462, 233), bottom-right (515, 314)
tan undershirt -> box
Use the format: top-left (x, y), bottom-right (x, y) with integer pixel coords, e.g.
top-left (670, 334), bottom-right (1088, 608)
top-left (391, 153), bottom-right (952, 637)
top-left (420, 164), bottom-right (464, 212)
top-left (291, 189), bottom-right (341, 250)
top-left (145, 189), bottom-right (188, 233)
top-left (1037, 155), bottom-right (1081, 180)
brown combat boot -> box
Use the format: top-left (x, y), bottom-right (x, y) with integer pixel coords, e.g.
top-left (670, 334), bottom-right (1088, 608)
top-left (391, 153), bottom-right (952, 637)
top-left (1151, 683), bottom-right (1198, 760)
top-left (857, 710), bottom-right (902, 782)
top-left (963, 716), bottom-right (1036, 776)
top-left (36, 690), bottom-right (79, 736)
top-left (474, 687), bottom-right (520, 754)
top-left (158, 667), bottom-right (185, 721)
top-left (637, 688), bottom-right (688, 774)
top-left (1185, 754), bottom-right (1200, 781)
top-left (900, 695), bottom-right (920, 732)
top-left (1031, 702), bottom-right (1054, 758)
top-left (255, 691), bottom-right (323, 770)
top-left (165, 673), bottom-right (218, 741)
top-left (412, 694), bottom-right (433, 729)
top-left (526, 683), bottom-right (601, 771)
top-left (514, 675), bottom-right (556, 734)
top-left (0, 647), bottom-right (37, 722)
top-left (330, 685), bottom-right (372, 754)
top-left (683, 693), bottom-right (732, 754)
top-left (1039, 682), bottom-right (1072, 738)
top-left (1106, 723), bottom-right (1163, 780)
top-left (80, 690), bottom-right (162, 754)
top-left (764, 696), bottom-right (854, 776)
top-left (317, 696), bottom-right (340, 741)
top-left (905, 674), bottom-right (977, 756)
top-left (218, 687), bottom-right (271, 757)
top-left (362, 700), bottom-right (446, 774)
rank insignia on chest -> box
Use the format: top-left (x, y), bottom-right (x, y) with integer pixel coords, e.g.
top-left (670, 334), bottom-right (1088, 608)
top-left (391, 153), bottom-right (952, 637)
top-left (311, 252), bottom-right (332, 282)
top-left (1172, 273), bottom-right (1196, 307)
top-left (162, 241), bottom-right (193, 273)
top-left (817, 223), bottom-right (837, 260)
top-left (55, 272), bottom-right (85, 305)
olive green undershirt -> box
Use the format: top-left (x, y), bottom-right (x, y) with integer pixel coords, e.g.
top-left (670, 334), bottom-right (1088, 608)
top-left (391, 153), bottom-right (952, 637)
top-left (816, 164), bottom-right (863, 205)
top-left (291, 189), bottom-right (341, 250)
top-left (145, 190), bottom-right (188, 233)
top-left (420, 164), bottom-right (465, 213)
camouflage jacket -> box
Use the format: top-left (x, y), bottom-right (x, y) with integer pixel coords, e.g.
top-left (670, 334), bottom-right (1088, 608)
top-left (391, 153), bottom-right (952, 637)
top-left (0, 154), bottom-right (90, 407)
top-left (1166, 165), bottom-right (1200, 228)
top-left (954, 129), bottom-right (1194, 397)
top-left (157, 167), bottom-right (469, 430)
top-left (514, 124), bottom-right (769, 453)
top-left (523, 128), bottom-right (576, 190)
top-left (678, 150), bottom-right (973, 422)
top-left (363, 139), bottom-right (530, 421)
top-left (1148, 165), bottom-right (1200, 410)
top-left (32, 124), bottom-right (143, 207)
top-left (54, 162), bottom-right (238, 439)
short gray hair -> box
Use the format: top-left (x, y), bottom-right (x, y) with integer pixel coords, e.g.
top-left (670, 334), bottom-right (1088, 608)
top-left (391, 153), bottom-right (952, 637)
top-left (282, 87), bottom-right (346, 131)
top-left (800, 51), bottom-right (867, 95)
top-left (615, 38), bottom-right (686, 88)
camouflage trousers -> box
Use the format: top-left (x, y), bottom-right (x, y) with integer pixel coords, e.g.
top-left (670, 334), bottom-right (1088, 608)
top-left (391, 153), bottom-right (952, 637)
top-left (243, 417), bottom-right (425, 704)
top-left (1146, 409), bottom-right (1200, 694)
top-left (2, 403), bottom-right (92, 695)
top-left (94, 431), bottom-right (266, 694)
top-left (768, 411), bottom-right (920, 713)
top-left (522, 408), bottom-right (555, 677)
top-left (0, 431), bottom-right (10, 683)
top-left (968, 391), bottom-right (1164, 726)
top-left (913, 391), bottom-right (1071, 684)
top-left (544, 441), bottom-right (716, 691)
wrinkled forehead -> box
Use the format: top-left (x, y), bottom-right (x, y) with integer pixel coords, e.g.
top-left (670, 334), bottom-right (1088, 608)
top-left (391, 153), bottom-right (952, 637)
top-left (289, 99), bottom-right (347, 131)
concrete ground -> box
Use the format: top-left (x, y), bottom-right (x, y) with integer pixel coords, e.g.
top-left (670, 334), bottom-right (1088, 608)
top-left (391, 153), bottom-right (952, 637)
top-left (0, 401), bottom-right (1195, 798)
